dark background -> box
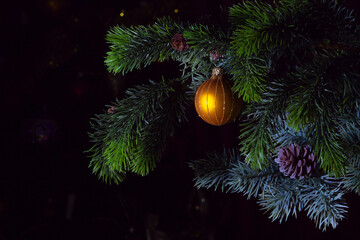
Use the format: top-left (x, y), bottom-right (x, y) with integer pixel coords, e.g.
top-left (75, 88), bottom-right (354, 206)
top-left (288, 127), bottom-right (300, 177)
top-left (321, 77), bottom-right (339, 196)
top-left (1, 0), bottom-right (360, 239)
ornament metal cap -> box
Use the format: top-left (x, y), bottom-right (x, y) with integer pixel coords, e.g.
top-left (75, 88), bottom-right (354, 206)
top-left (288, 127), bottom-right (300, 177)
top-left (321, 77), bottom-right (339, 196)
top-left (212, 67), bottom-right (223, 76)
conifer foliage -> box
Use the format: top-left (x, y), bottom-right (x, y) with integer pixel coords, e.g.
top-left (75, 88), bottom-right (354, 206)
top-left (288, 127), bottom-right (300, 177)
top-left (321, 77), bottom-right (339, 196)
top-left (88, 0), bottom-right (360, 230)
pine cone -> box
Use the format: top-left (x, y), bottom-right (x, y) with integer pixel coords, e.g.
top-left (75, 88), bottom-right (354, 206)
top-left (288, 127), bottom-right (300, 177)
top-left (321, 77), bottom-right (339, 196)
top-left (107, 106), bottom-right (117, 114)
top-left (171, 33), bottom-right (189, 51)
top-left (210, 50), bottom-right (224, 61)
top-left (275, 144), bottom-right (316, 179)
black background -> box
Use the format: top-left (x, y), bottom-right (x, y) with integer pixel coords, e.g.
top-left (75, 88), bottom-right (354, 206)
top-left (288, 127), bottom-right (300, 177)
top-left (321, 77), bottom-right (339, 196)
top-left (1, 0), bottom-right (360, 239)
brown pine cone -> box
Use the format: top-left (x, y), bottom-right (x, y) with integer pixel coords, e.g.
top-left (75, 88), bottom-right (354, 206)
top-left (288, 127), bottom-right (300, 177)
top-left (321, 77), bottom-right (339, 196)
top-left (107, 106), bottom-right (117, 114)
top-left (171, 33), bottom-right (189, 52)
top-left (275, 144), bottom-right (317, 179)
top-left (210, 50), bottom-right (224, 61)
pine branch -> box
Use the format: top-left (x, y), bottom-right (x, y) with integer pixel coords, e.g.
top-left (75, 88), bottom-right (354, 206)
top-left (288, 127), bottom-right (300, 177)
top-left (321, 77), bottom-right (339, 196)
top-left (259, 176), bottom-right (348, 231)
top-left (188, 72), bottom-right (209, 94)
top-left (301, 178), bottom-right (348, 231)
top-left (258, 180), bottom-right (304, 223)
top-left (285, 52), bottom-right (354, 177)
top-left (87, 78), bottom-right (191, 183)
top-left (189, 149), bottom-right (282, 198)
top-left (230, 0), bottom-right (358, 58)
top-left (183, 24), bottom-right (230, 57)
top-left (230, 0), bottom-right (300, 58)
top-left (337, 114), bottom-right (360, 168)
top-left (88, 145), bottom-right (127, 184)
top-left (275, 125), bottom-right (310, 150)
top-left (189, 149), bottom-right (237, 192)
top-left (105, 17), bottom-right (188, 74)
top-left (228, 0), bottom-right (358, 103)
top-left (228, 54), bottom-right (268, 103)
top-left (342, 167), bottom-right (360, 195)
top-left (239, 79), bottom-right (291, 169)
top-left (309, 0), bottom-right (359, 48)
top-left (310, 119), bottom-right (347, 177)
top-left (105, 18), bottom-right (232, 76)
top-left (239, 110), bottom-right (274, 170)
top-left (226, 158), bottom-right (282, 199)
top-left (190, 148), bottom-right (348, 230)
top-left (229, 0), bottom-right (310, 27)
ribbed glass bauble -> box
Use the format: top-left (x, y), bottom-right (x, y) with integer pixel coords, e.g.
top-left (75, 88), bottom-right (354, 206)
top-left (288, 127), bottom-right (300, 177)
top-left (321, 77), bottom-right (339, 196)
top-left (194, 67), bottom-right (241, 126)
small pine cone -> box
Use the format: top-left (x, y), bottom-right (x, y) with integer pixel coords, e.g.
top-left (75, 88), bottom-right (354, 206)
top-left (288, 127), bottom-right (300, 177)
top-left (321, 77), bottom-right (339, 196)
top-left (107, 106), bottom-right (117, 114)
top-left (210, 50), bottom-right (224, 61)
top-left (275, 144), bottom-right (317, 179)
top-left (171, 33), bottom-right (189, 51)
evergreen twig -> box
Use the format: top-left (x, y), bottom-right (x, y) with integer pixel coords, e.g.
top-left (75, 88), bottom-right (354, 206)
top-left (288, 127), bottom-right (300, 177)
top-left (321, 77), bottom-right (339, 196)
top-left (105, 17), bottom-right (187, 74)
top-left (342, 167), bottom-right (360, 195)
top-left (87, 78), bottom-right (191, 183)
top-left (191, 148), bottom-right (348, 231)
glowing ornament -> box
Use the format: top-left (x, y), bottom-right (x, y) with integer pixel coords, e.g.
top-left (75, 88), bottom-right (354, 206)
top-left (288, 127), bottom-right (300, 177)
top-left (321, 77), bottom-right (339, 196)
top-left (194, 67), bottom-right (241, 126)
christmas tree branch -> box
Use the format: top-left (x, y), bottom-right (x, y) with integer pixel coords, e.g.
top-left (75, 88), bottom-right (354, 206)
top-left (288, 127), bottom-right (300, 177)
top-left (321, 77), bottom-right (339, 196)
top-left (87, 78), bottom-right (191, 183)
top-left (338, 114), bottom-right (360, 168)
top-left (259, 176), bottom-right (348, 231)
top-left (285, 52), bottom-right (354, 177)
top-left (301, 178), bottom-right (348, 231)
top-left (189, 149), bottom-right (282, 198)
top-left (226, 157), bottom-right (282, 199)
top-left (239, 79), bottom-right (292, 169)
top-left (230, 0), bottom-right (301, 58)
top-left (228, 55), bottom-right (267, 103)
top-left (191, 148), bottom-right (348, 231)
top-left (228, 0), bottom-right (358, 103)
top-left (105, 17), bottom-right (188, 74)
top-left (183, 24), bottom-right (230, 57)
top-left (239, 108), bottom-right (274, 170)
top-left (258, 180), bottom-right (304, 224)
top-left (105, 18), bottom-right (234, 76)
top-left (342, 167), bottom-right (360, 195)
top-left (275, 126), bottom-right (310, 150)
top-left (189, 149), bottom-right (237, 192)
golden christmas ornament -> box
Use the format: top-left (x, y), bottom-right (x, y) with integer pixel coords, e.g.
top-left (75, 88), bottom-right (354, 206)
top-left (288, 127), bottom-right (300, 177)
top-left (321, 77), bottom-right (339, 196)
top-left (194, 67), bottom-right (241, 126)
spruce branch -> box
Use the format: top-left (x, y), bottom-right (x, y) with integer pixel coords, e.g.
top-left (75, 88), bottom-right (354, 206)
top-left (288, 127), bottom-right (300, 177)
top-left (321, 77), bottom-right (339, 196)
top-left (338, 114), bottom-right (360, 168)
top-left (189, 149), bottom-right (237, 192)
top-left (259, 177), bottom-right (348, 231)
top-left (230, 0), bottom-right (298, 58)
top-left (342, 167), bottom-right (360, 195)
top-left (310, 119), bottom-right (347, 177)
top-left (226, 158), bottom-right (282, 199)
top-left (105, 17), bottom-right (188, 74)
top-left (191, 148), bottom-right (348, 231)
top-left (228, 0), bottom-right (358, 103)
top-left (105, 18), bottom-right (232, 76)
top-left (228, 55), bottom-right (268, 103)
top-left (228, 0), bottom-right (336, 59)
top-left (342, 166), bottom-right (360, 195)
top-left (239, 79), bottom-right (291, 170)
top-left (285, 52), bottom-right (356, 177)
top-left (275, 126), bottom-right (310, 150)
top-left (239, 110), bottom-right (274, 170)
top-left (183, 24), bottom-right (230, 57)
top-left (189, 149), bottom-right (282, 198)
top-left (87, 78), bottom-right (192, 183)
top-left (258, 180), bottom-right (304, 223)
top-left (301, 178), bottom-right (348, 231)
top-left (88, 145), bottom-right (127, 184)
